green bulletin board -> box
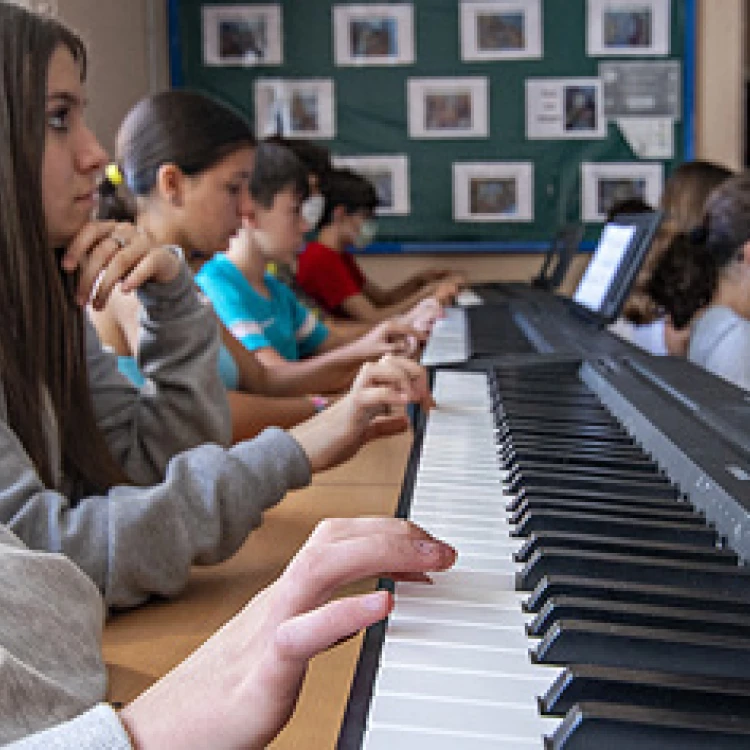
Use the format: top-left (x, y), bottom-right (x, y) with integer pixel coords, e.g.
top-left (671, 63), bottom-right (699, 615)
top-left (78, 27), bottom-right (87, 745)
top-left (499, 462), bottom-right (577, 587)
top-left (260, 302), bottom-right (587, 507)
top-left (171, 0), bottom-right (693, 251)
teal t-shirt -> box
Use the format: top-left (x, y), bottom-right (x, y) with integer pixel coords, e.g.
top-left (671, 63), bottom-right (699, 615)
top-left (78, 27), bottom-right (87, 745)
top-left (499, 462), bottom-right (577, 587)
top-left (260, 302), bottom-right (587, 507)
top-left (117, 342), bottom-right (240, 391)
top-left (196, 254), bottom-right (328, 361)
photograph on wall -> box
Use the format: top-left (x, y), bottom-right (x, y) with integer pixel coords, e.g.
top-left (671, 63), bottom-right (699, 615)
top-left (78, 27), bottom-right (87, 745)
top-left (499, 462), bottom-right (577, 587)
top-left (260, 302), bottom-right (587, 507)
top-left (587, 0), bottom-right (670, 57)
top-left (527, 77), bottom-right (606, 139)
top-left (203, 4), bottom-right (283, 66)
top-left (460, 0), bottom-right (542, 61)
top-left (254, 79), bottom-right (336, 139)
top-left (453, 162), bottom-right (534, 222)
top-left (408, 77), bottom-right (489, 138)
top-left (333, 4), bottom-right (414, 66)
top-left (332, 155), bottom-right (410, 215)
top-left (581, 161), bottom-right (663, 222)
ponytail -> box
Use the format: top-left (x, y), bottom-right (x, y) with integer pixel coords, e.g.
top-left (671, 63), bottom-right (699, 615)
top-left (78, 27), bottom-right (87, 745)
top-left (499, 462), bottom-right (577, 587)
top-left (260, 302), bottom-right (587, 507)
top-left (647, 231), bottom-right (718, 329)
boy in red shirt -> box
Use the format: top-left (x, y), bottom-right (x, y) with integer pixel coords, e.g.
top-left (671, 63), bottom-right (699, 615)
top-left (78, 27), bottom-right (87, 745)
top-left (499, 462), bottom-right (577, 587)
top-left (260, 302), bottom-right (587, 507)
top-left (297, 168), bottom-right (462, 322)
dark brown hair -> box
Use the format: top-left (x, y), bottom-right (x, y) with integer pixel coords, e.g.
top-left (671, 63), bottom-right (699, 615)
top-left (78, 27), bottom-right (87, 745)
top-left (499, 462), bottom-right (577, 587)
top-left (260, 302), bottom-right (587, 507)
top-left (624, 160), bottom-right (734, 323)
top-left (250, 141), bottom-right (309, 209)
top-left (647, 172), bottom-right (750, 329)
top-left (318, 168), bottom-right (378, 230)
top-left (99, 89), bottom-right (256, 220)
top-left (0, 3), bottom-right (128, 490)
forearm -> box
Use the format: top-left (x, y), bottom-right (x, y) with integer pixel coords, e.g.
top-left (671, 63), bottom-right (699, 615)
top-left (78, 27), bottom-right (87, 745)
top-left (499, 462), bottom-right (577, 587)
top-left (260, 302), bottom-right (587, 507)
top-left (254, 352), bottom-right (359, 395)
top-left (228, 391), bottom-right (316, 443)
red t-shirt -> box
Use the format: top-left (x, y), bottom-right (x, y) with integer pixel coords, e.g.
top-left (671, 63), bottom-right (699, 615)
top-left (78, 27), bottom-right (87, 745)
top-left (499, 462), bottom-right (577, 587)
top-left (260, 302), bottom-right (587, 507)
top-left (296, 241), bottom-right (366, 314)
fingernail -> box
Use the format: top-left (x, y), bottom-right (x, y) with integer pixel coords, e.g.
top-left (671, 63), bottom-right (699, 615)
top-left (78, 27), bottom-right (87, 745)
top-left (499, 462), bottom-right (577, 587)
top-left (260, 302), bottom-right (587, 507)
top-left (413, 540), bottom-right (441, 556)
top-left (362, 591), bottom-right (389, 611)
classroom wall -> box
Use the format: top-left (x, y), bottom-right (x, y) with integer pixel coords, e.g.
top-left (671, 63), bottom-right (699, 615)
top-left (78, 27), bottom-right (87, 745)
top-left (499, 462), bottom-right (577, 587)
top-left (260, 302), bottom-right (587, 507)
top-left (55, 0), bottom-right (170, 156)
top-left (51, 0), bottom-right (746, 289)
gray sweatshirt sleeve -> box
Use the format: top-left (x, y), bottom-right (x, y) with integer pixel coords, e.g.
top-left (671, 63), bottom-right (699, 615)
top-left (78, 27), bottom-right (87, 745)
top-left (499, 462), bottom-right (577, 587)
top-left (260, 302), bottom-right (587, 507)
top-left (0, 419), bottom-right (311, 609)
top-left (0, 264), bottom-right (312, 609)
top-left (88, 261), bottom-right (232, 483)
top-left (0, 527), bottom-right (109, 746)
top-left (6, 705), bottom-right (132, 750)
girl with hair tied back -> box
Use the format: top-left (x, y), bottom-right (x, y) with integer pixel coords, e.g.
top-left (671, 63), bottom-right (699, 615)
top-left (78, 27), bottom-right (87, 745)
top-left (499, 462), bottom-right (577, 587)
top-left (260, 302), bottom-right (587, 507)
top-left (648, 172), bottom-right (750, 390)
top-left (611, 160), bottom-right (733, 356)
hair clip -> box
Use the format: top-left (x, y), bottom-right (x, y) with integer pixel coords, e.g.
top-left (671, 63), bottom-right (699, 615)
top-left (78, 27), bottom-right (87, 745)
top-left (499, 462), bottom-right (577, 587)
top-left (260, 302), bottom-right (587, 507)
top-left (105, 163), bottom-right (124, 187)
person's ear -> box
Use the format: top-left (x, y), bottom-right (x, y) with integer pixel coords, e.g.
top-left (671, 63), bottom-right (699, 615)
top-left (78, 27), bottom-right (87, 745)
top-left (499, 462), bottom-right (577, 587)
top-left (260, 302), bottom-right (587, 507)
top-left (155, 163), bottom-right (184, 207)
top-left (332, 204), bottom-right (347, 225)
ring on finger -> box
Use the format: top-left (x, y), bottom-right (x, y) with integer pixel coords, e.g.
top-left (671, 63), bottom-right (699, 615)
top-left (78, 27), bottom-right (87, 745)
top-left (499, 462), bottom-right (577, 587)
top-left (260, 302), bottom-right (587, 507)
top-left (110, 234), bottom-right (127, 249)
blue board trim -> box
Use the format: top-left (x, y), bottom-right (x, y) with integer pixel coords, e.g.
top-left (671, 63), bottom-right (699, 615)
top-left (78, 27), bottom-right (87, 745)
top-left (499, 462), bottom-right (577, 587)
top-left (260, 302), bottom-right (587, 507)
top-left (356, 240), bottom-right (597, 255)
top-left (168, 0), bottom-right (183, 88)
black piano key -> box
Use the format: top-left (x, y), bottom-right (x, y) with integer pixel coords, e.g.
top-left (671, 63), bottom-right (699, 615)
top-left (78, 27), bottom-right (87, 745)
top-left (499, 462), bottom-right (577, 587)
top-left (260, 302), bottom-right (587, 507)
top-left (541, 664), bottom-right (750, 717)
top-left (512, 509), bottom-right (717, 547)
top-left (528, 595), bottom-right (750, 639)
top-left (508, 472), bottom-right (679, 498)
top-left (517, 548), bottom-right (750, 594)
top-left (506, 486), bottom-right (690, 513)
top-left (525, 575), bottom-right (750, 617)
top-left (508, 460), bottom-right (669, 484)
top-left (510, 499), bottom-right (704, 526)
top-left (502, 449), bottom-right (660, 473)
top-left (513, 531), bottom-right (736, 566)
top-left (534, 620), bottom-right (750, 679)
top-left (497, 409), bottom-right (619, 426)
top-left (500, 437), bottom-right (642, 457)
top-left (500, 424), bottom-right (633, 443)
top-left (546, 701), bottom-right (750, 750)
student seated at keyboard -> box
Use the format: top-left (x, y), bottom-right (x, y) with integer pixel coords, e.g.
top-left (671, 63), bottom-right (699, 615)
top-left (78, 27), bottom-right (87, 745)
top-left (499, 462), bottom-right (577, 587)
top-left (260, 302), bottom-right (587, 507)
top-left (196, 141), bottom-right (435, 380)
top-left (610, 161), bottom-right (734, 356)
top-left (0, 516), bottom-right (455, 748)
top-left (296, 167), bottom-right (463, 323)
top-left (648, 172), bottom-right (750, 390)
top-left (0, 1), bottom-right (436, 618)
top-left (91, 91), bottom-right (375, 440)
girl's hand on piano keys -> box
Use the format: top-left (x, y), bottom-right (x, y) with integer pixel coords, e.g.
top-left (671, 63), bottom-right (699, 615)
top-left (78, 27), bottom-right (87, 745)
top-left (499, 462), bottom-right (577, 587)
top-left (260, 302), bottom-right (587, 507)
top-left (117, 518), bottom-right (457, 750)
top-left (289, 354), bottom-right (433, 473)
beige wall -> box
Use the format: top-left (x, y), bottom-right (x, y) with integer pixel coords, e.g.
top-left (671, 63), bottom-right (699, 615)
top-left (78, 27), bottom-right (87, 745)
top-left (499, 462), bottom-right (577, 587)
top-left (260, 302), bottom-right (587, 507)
top-left (55, 0), bottom-right (170, 156)
top-left (695, 0), bottom-right (746, 170)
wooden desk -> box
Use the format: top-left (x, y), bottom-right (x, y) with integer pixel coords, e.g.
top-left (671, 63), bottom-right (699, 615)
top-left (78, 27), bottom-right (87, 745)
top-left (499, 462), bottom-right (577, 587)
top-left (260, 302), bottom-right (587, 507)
top-left (103, 430), bottom-right (412, 749)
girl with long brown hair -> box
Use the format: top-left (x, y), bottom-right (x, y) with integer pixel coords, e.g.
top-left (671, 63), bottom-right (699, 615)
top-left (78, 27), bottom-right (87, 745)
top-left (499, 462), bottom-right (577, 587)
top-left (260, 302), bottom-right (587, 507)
top-left (0, 2), bottom-right (431, 613)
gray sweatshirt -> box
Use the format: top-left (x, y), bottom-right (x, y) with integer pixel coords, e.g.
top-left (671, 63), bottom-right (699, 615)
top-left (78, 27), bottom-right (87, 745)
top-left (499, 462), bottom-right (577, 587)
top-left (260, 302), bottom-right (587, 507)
top-left (0, 525), bottom-right (128, 747)
top-left (0, 263), bottom-right (312, 609)
top-left (689, 305), bottom-right (750, 391)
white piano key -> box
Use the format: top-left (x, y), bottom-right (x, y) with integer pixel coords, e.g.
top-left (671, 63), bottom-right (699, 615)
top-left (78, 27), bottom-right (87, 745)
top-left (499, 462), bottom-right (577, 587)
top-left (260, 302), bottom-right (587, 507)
top-left (361, 370), bottom-right (563, 749)
top-left (366, 693), bottom-right (559, 740)
top-left (373, 663), bottom-right (553, 705)
top-left (391, 596), bottom-right (532, 628)
top-left (364, 725), bottom-right (542, 750)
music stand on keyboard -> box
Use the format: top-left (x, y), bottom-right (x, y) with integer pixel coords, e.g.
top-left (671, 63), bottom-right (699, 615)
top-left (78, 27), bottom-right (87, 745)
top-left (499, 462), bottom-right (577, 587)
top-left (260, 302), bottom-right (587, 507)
top-left (567, 210), bottom-right (662, 327)
top-left (531, 223), bottom-right (585, 291)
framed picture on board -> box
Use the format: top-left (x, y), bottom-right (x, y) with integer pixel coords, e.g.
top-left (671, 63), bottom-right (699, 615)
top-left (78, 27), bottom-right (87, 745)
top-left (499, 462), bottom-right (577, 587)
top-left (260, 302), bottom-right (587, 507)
top-left (527, 77), bottom-right (607, 140)
top-left (408, 77), bottom-right (489, 138)
top-left (453, 162), bottom-right (534, 222)
top-left (332, 155), bottom-right (410, 215)
top-left (254, 79), bottom-right (336, 139)
top-left (333, 4), bottom-right (415, 66)
top-left (587, 0), bottom-right (670, 57)
top-left (581, 162), bottom-right (663, 222)
top-left (460, 0), bottom-right (543, 61)
top-left (203, 4), bottom-right (283, 66)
